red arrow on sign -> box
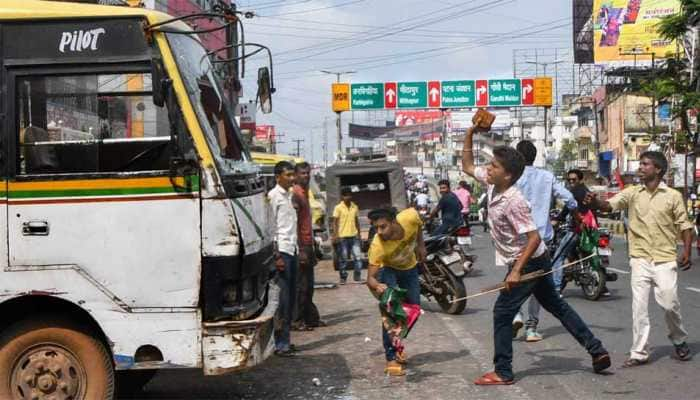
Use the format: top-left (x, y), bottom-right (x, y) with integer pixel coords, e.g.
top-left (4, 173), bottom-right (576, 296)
top-left (476, 80), bottom-right (488, 107)
top-left (521, 78), bottom-right (534, 105)
top-left (384, 82), bottom-right (397, 108)
top-left (428, 81), bottom-right (441, 108)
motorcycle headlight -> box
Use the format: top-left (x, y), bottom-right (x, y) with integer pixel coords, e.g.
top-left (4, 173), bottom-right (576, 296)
top-left (426, 254), bottom-right (435, 262)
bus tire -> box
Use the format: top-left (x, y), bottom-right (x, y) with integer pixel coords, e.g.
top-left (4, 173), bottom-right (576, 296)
top-left (0, 316), bottom-right (114, 400)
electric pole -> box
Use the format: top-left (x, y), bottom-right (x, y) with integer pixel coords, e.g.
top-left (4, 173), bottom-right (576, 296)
top-left (323, 117), bottom-right (329, 168)
top-left (292, 139), bottom-right (305, 158)
top-left (321, 70), bottom-right (356, 161)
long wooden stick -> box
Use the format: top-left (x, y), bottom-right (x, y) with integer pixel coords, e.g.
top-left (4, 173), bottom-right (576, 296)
top-left (449, 253), bottom-right (597, 303)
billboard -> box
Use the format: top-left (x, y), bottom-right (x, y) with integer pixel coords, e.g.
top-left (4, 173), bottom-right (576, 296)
top-left (593, 0), bottom-right (680, 65)
top-left (255, 125), bottom-right (275, 141)
top-left (573, 0), bottom-right (595, 64)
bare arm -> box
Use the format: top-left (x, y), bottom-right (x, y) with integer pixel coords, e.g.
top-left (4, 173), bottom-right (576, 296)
top-left (355, 216), bottom-right (361, 239)
top-left (415, 228), bottom-right (427, 262)
top-left (583, 192), bottom-right (613, 212)
top-left (461, 126), bottom-right (477, 177)
top-left (366, 263), bottom-right (387, 295)
top-left (681, 228), bottom-right (692, 269)
top-left (331, 217), bottom-right (339, 241)
top-left (505, 230), bottom-right (542, 291)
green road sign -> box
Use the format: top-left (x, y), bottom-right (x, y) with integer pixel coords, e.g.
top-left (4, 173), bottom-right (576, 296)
top-left (397, 82), bottom-right (427, 108)
top-left (350, 83), bottom-right (384, 109)
top-left (441, 80), bottom-right (475, 108)
top-left (488, 79), bottom-right (521, 106)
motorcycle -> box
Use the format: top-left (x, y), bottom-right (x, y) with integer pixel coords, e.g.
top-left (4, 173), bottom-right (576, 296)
top-left (419, 232), bottom-right (473, 314)
top-left (550, 214), bottom-right (617, 301)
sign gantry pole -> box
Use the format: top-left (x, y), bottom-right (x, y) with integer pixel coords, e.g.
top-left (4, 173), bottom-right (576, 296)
top-left (322, 70), bottom-right (356, 160)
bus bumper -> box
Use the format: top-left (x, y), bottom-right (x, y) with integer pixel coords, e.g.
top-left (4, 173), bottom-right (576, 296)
top-left (201, 282), bottom-right (279, 375)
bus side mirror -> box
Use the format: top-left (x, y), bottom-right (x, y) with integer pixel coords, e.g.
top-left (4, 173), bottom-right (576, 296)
top-left (152, 58), bottom-right (171, 107)
top-left (257, 67), bottom-right (273, 114)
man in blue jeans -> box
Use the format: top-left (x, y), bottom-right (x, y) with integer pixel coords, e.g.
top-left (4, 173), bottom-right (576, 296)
top-left (267, 161), bottom-right (298, 357)
top-left (462, 124), bottom-right (610, 384)
top-left (332, 188), bottom-right (364, 284)
top-left (366, 207), bottom-right (426, 376)
top-left (429, 179), bottom-right (464, 236)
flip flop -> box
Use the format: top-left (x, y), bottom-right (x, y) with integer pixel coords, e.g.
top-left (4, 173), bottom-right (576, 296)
top-left (395, 350), bottom-right (408, 365)
top-left (474, 371), bottom-right (514, 386)
top-left (384, 361), bottom-right (406, 376)
top-left (621, 358), bottom-right (647, 368)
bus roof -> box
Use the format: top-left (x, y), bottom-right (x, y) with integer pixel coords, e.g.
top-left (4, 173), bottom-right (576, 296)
top-left (0, 0), bottom-right (170, 22)
top-left (251, 152), bottom-right (304, 166)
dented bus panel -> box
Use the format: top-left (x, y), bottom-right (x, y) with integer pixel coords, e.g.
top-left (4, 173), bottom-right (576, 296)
top-left (0, 1), bottom-right (277, 398)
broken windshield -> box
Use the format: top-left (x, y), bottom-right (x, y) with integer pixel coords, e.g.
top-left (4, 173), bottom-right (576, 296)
top-left (166, 33), bottom-right (254, 174)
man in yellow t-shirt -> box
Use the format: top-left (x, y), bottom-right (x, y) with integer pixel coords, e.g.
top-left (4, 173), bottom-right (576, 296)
top-left (332, 188), bottom-right (363, 284)
top-left (366, 207), bottom-right (426, 376)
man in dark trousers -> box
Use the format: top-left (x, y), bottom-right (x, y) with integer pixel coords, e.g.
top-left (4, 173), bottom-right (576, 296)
top-left (292, 162), bottom-right (323, 330)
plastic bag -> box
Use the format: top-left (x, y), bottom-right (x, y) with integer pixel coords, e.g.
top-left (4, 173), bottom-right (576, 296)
top-left (578, 227), bottom-right (601, 270)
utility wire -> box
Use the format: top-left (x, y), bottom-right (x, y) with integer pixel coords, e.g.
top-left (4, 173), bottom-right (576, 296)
top-left (271, 0), bottom-right (511, 60)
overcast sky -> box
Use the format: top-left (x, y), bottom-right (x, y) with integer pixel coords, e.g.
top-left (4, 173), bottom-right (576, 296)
top-left (235, 0), bottom-right (572, 162)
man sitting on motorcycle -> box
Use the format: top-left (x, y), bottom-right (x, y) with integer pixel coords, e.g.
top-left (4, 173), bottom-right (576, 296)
top-left (366, 207), bottom-right (427, 377)
top-left (428, 179), bottom-right (464, 236)
top-left (554, 169), bottom-right (611, 297)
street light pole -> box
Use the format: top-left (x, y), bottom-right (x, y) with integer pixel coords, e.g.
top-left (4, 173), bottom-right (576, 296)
top-left (525, 59), bottom-right (563, 153)
top-left (321, 70), bottom-right (356, 161)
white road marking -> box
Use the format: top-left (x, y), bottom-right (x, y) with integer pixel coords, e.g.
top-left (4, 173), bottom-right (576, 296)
top-left (439, 314), bottom-right (533, 400)
top-left (606, 267), bottom-right (630, 275)
top-left (686, 287), bottom-right (700, 294)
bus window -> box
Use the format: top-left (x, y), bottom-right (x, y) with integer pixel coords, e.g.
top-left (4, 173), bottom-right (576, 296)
top-left (16, 72), bottom-right (172, 175)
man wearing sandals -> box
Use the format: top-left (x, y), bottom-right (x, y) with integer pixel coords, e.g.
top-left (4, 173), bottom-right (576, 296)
top-left (366, 207), bottom-right (426, 376)
top-left (585, 151), bottom-right (693, 366)
top-left (462, 121), bottom-right (611, 385)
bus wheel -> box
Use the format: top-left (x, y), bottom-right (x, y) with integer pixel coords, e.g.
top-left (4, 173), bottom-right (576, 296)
top-left (0, 317), bottom-right (114, 400)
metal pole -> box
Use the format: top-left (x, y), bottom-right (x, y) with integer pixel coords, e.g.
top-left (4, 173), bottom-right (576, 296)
top-left (651, 53), bottom-right (656, 136)
top-left (336, 112), bottom-right (342, 160)
top-left (227, 1), bottom-right (238, 106)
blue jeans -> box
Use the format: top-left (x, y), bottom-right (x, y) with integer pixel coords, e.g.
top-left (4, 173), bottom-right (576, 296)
top-left (493, 255), bottom-right (606, 381)
top-left (551, 231), bottom-right (579, 291)
top-left (337, 237), bottom-right (363, 279)
top-left (275, 252), bottom-right (298, 352)
top-left (379, 266), bottom-right (420, 361)
top-left (432, 221), bottom-right (460, 236)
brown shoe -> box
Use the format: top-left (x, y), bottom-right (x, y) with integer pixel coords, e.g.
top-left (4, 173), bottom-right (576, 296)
top-left (384, 360), bottom-right (405, 376)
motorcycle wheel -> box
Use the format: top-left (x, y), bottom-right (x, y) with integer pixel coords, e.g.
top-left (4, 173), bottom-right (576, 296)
top-left (436, 269), bottom-right (467, 315)
top-left (581, 266), bottom-right (605, 301)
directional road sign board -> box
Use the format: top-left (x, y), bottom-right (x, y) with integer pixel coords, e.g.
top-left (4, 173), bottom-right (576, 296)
top-left (533, 77), bottom-right (553, 106)
top-left (521, 78), bottom-right (534, 105)
top-left (475, 80), bottom-right (488, 107)
top-left (398, 82), bottom-right (427, 109)
top-left (488, 79), bottom-right (521, 106)
top-left (350, 83), bottom-right (384, 109)
top-left (335, 77), bottom-right (552, 110)
top-left (441, 80), bottom-right (475, 108)
top-left (332, 83), bottom-right (350, 112)
top-left (384, 82), bottom-right (397, 109)
top-left (428, 81), bottom-right (441, 108)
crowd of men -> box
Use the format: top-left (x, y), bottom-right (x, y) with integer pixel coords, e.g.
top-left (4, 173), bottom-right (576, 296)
top-left (268, 117), bottom-right (694, 382)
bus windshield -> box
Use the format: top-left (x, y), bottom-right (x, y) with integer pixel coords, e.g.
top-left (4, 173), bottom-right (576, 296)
top-left (166, 33), bottom-right (254, 173)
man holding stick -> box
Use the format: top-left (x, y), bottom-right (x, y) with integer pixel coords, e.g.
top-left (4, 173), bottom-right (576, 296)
top-left (462, 114), bottom-right (610, 385)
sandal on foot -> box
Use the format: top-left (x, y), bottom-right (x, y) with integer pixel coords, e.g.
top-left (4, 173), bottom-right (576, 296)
top-left (675, 342), bottom-right (692, 361)
top-left (384, 360), bottom-right (405, 376)
top-left (474, 371), bottom-right (514, 386)
top-left (622, 358), bottom-right (648, 368)
top-left (395, 350), bottom-right (408, 365)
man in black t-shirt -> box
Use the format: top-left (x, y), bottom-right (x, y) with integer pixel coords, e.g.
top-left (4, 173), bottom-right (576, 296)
top-left (429, 179), bottom-right (463, 235)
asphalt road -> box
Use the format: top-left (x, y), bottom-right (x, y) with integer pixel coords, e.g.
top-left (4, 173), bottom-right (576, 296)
top-left (119, 233), bottom-right (700, 399)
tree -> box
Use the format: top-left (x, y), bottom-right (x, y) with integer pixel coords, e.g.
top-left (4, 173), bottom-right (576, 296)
top-left (641, 1), bottom-right (700, 150)
top-left (549, 138), bottom-right (578, 177)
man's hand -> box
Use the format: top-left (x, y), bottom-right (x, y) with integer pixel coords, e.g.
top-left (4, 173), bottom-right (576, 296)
top-left (504, 268), bottom-right (521, 291)
top-left (299, 249), bottom-right (308, 265)
top-left (680, 251), bottom-right (692, 271)
top-left (374, 283), bottom-right (388, 295)
top-left (583, 192), bottom-right (597, 206)
top-left (275, 255), bottom-right (285, 272)
top-left (416, 245), bottom-right (427, 263)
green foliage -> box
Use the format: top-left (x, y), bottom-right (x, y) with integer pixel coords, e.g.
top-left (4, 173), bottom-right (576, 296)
top-left (549, 138), bottom-right (578, 176)
top-left (639, 1), bottom-right (700, 147)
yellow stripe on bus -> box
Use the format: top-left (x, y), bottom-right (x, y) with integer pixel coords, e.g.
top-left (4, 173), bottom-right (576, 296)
top-left (8, 176), bottom-right (188, 191)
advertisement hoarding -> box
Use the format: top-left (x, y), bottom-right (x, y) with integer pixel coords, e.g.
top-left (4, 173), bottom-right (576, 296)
top-left (593, 0), bottom-right (680, 65)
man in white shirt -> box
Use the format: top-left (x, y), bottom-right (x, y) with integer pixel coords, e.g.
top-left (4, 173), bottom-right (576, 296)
top-left (268, 161), bottom-right (298, 357)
